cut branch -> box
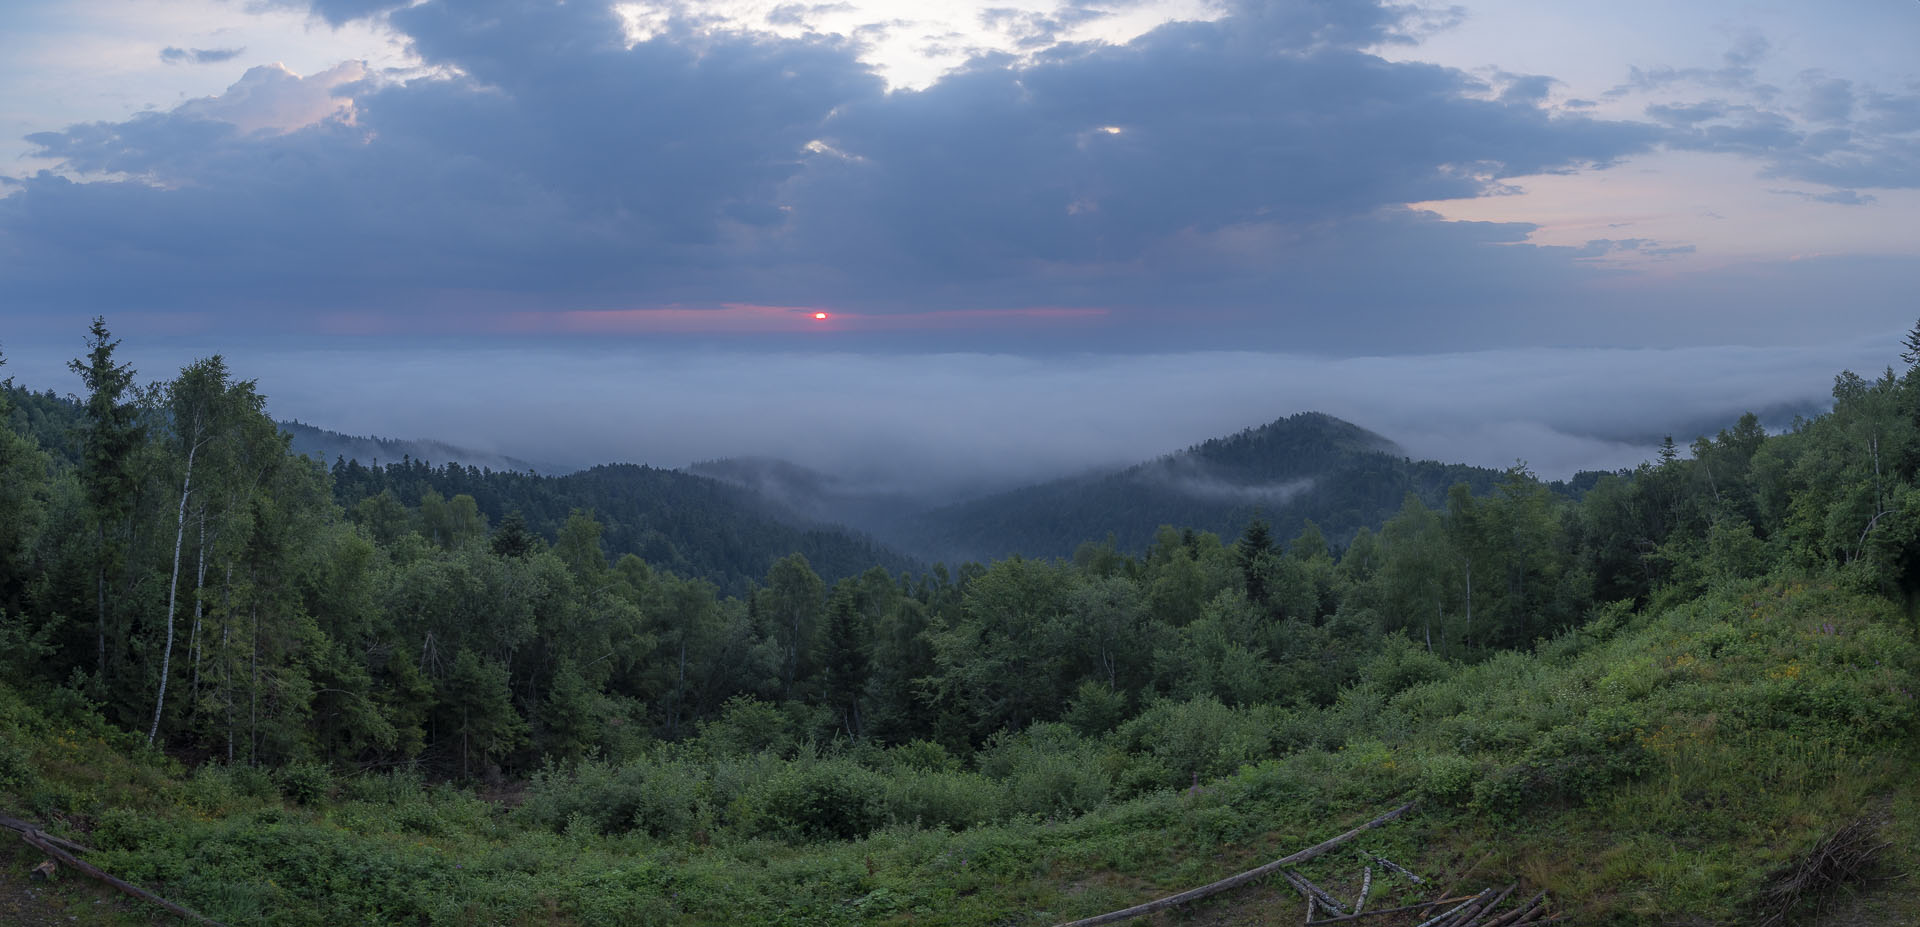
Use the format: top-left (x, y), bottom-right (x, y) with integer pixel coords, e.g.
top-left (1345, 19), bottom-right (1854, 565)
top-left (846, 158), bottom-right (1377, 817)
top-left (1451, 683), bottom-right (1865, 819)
top-left (1363, 851), bottom-right (1427, 884)
top-left (1305, 895), bottom-right (1475, 925)
top-left (1283, 870), bottom-right (1350, 916)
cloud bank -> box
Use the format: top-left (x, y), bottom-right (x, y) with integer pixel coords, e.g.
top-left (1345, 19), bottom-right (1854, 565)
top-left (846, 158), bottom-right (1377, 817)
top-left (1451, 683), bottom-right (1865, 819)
top-left (12, 0), bottom-right (1878, 352)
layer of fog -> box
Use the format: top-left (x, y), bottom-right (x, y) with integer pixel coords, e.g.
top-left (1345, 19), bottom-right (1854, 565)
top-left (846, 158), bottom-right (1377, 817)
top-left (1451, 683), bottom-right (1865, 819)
top-left (5, 339), bottom-right (1888, 495)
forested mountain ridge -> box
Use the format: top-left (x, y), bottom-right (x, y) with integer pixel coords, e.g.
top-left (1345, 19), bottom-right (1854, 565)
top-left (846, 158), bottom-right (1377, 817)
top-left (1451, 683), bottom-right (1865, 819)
top-left (6, 383), bottom-right (916, 595)
top-left (895, 411), bottom-right (1514, 562)
top-left (3, 325), bottom-right (1919, 925)
top-left (281, 419), bottom-right (568, 476)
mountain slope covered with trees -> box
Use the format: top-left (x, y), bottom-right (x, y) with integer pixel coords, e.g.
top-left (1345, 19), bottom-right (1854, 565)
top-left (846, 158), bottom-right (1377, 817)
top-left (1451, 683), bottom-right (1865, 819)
top-left (896, 412), bottom-right (1516, 563)
top-left (0, 320), bottom-right (1917, 925)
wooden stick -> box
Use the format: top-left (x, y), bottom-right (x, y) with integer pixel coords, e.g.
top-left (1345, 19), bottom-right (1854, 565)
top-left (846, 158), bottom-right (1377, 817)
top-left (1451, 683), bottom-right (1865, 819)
top-left (1456, 882), bottom-right (1516, 927)
top-left (1055, 803), bottom-right (1416, 927)
top-left (1508, 898), bottom-right (1553, 925)
top-left (3, 813), bottom-right (224, 925)
top-left (1413, 889), bottom-right (1487, 927)
top-left (1482, 891), bottom-right (1544, 927)
top-left (1284, 870), bottom-right (1350, 916)
top-left (1355, 866), bottom-right (1372, 915)
top-left (1363, 851), bottom-right (1427, 885)
top-left (1305, 895), bottom-right (1474, 925)
top-left (1307, 893), bottom-right (1318, 924)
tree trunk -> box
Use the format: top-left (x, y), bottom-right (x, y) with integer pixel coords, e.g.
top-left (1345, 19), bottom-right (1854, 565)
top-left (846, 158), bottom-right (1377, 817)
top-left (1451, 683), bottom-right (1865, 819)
top-left (188, 507), bottom-right (209, 717)
top-left (249, 598), bottom-right (259, 765)
top-left (148, 439), bottom-right (198, 746)
top-left (94, 530), bottom-right (106, 681)
top-left (1462, 560), bottom-right (1473, 650)
top-left (222, 564), bottom-right (234, 764)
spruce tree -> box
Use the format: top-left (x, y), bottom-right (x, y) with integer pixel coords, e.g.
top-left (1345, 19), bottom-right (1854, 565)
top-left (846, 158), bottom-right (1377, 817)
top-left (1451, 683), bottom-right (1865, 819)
top-left (67, 317), bottom-right (143, 687)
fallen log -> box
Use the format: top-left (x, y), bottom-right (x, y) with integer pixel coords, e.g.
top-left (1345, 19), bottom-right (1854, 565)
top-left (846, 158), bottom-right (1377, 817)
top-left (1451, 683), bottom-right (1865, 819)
top-left (1304, 894), bottom-right (1474, 925)
top-left (1482, 890), bottom-right (1544, 927)
top-left (1354, 866), bottom-right (1372, 915)
top-left (1455, 882), bottom-right (1516, 927)
top-left (1055, 802), bottom-right (1416, 927)
top-left (2, 812), bottom-right (224, 925)
top-left (1413, 888), bottom-right (1487, 927)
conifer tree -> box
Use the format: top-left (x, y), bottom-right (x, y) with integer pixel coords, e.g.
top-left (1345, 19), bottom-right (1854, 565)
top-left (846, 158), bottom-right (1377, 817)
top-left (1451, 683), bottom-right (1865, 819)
top-left (67, 317), bottom-right (143, 686)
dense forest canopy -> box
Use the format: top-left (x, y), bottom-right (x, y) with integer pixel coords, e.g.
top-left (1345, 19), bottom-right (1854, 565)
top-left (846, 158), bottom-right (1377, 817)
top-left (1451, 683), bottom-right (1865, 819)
top-left (0, 319), bottom-right (1917, 925)
top-left (1, 319), bottom-right (1913, 770)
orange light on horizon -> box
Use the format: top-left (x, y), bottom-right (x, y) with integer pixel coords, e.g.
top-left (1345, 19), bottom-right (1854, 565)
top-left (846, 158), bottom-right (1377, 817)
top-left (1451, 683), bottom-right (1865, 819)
top-left (813, 312), bottom-right (830, 320)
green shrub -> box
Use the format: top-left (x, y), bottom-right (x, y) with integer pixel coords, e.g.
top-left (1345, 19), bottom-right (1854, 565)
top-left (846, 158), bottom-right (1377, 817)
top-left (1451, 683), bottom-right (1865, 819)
top-left (228, 764), bottom-right (276, 800)
top-left (885, 767), bottom-right (1002, 830)
top-left (1474, 706), bottom-right (1653, 814)
top-left (978, 724), bottom-right (1112, 818)
top-left (1111, 697), bottom-right (1287, 789)
top-left (697, 696), bottom-right (796, 758)
top-left (340, 767), bottom-right (425, 805)
top-left (275, 761), bottom-right (333, 806)
top-left (744, 756), bottom-right (888, 841)
top-left (1414, 753), bottom-right (1479, 807)
top-left (885, 739), bottom-right (958, 773)
top-left (521, 755), bottom-right (704, 838)
top-left (0, 738), bottom-right (38, 792)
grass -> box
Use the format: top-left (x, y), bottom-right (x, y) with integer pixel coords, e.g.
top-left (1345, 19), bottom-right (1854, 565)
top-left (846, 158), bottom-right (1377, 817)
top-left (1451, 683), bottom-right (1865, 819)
top-left (2, 577), bottom-right (1916, 925)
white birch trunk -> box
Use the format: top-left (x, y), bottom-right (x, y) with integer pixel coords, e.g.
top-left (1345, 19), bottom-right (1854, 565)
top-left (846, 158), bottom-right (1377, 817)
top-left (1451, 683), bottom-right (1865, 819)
top-left (148, 438), bottom-right (197, 746)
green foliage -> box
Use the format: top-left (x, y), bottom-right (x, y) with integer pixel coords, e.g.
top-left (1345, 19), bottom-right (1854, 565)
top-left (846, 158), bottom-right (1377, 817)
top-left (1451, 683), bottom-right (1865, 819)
top-left (521, 754), bottom-right (706, 838)
top-left (275, 761), bottom-right (334, 806)
top-left (11, 324), bottom-right (1920, 925)
top-left (744, 756), bottom-right (889, 842)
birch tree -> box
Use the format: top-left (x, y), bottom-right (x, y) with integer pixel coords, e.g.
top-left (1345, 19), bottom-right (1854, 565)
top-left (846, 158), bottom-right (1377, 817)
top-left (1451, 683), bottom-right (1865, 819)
top-left (149, 357), bottom-right (238, 745)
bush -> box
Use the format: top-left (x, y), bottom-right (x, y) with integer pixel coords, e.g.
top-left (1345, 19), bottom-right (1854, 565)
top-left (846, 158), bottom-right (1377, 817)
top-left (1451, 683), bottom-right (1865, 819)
top-left (885, 739), bottom-right (957, 773)
top-left (1111, 697), bottom-right (1288, 789)
top-left (275, 761), bottom-right (333, 806)
top-left (1414, 753), bottom-right (1480, 808)
top-left (979, 724), bottom-right (1112, 818)
top-left (1474, 706), bottom-right (1653, 814)
top-left (697, 696), bottom-right (796, 758)
top-left (885, 767), bottom-right (1002, 830)
top-left (521, 755), bottom-right (704, 838)
top-left (743, 757), bottom-right (888, 841)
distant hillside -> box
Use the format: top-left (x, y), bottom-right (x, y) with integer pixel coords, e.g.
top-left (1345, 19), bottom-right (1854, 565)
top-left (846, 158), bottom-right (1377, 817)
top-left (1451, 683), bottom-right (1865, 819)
top-left (687, 456), bottom-right (964, 542)
top-left (897, 411), bottom-right (1512, 562)
top-left (330, 457), bottom-right (920, 595)
top-left (3, 386), bottom-right (84, 464)
top-left (281, 420), bottom-right (570, 475)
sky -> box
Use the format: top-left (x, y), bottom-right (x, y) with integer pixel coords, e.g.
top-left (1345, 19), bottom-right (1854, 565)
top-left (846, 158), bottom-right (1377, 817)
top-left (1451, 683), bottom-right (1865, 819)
top-left (2, 0), bottom-right (1918, 487)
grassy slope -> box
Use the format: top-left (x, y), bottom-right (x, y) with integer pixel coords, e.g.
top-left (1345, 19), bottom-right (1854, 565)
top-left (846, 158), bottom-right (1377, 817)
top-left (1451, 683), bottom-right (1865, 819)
top-left (3, 578), bottom-right (1915, 926)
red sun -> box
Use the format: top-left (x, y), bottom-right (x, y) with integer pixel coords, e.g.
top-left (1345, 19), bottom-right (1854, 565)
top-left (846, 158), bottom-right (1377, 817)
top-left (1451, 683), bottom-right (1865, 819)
top-left (812, 312), bottom-right (830, 320)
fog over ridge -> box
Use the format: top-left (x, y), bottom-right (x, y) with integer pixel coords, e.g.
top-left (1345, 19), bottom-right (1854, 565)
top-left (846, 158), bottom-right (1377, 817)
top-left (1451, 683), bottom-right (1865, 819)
top-left (2, 339), bottom-right (1886, 493)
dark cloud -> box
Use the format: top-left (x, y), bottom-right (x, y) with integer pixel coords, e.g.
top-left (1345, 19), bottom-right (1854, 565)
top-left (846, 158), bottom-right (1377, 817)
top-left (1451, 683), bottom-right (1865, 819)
top-left (15, 0), bottom-right (1879, 353)
top-left (159, 46), bottom-right (247, 65)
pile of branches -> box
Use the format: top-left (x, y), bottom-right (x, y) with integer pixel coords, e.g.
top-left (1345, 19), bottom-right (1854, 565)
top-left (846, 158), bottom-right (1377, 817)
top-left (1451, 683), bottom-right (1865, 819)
top-left (1056, 803), bottom-right (1565, 927)
top-left (1753, 813), bottom-right (1894, 927)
